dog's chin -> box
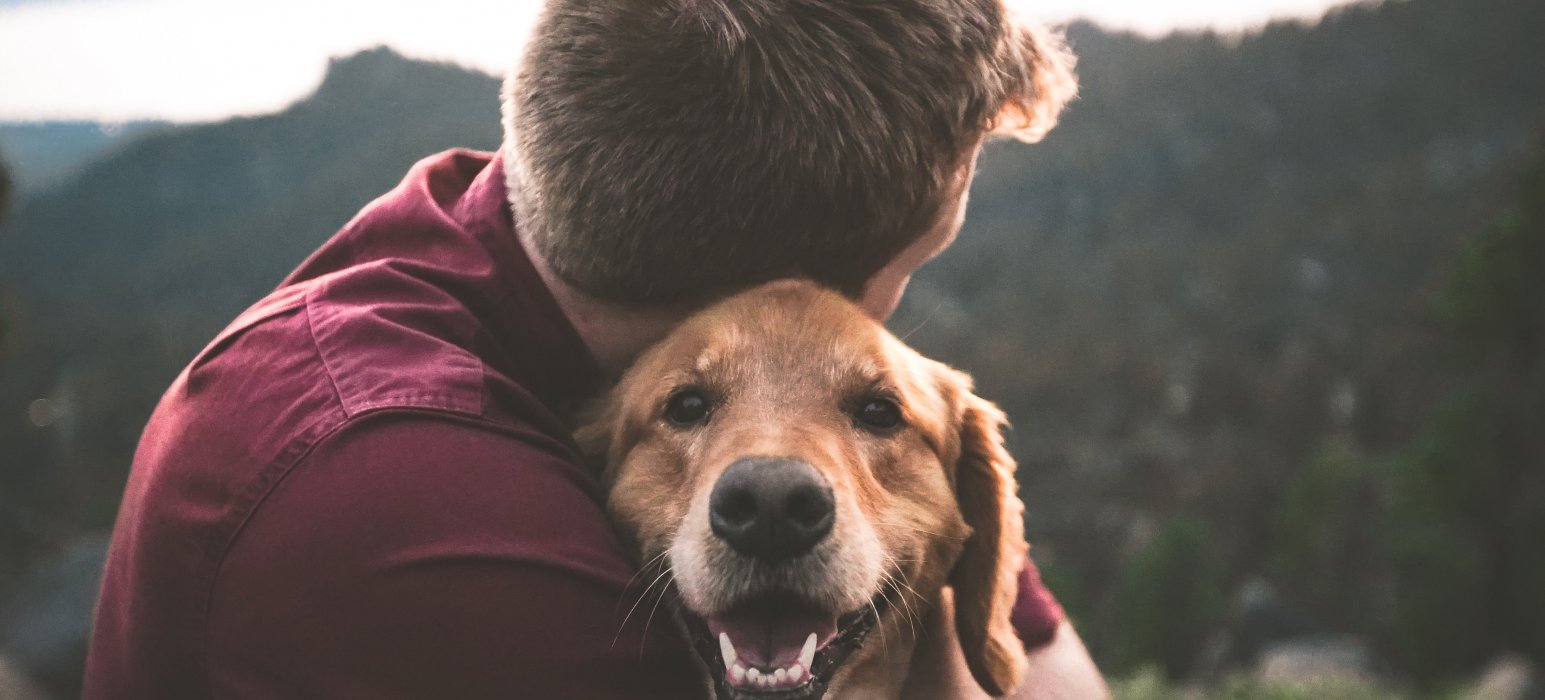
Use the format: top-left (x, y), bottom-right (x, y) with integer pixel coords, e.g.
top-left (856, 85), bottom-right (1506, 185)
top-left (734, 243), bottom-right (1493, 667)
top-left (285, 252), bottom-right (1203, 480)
top-left (681, 586), bottom-right (896, 700)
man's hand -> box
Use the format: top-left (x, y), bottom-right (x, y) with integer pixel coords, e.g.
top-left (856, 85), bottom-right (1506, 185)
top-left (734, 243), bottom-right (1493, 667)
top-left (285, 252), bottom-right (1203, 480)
top-left (902, 588), bottom-right (1109, 699)
top-left (1009, 622), bottom-right (1110, 700)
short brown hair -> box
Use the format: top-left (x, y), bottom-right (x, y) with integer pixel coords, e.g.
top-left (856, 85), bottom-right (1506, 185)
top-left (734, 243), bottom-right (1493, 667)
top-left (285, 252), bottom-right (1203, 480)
top-left (502, 0), bottom-right (1076, 306)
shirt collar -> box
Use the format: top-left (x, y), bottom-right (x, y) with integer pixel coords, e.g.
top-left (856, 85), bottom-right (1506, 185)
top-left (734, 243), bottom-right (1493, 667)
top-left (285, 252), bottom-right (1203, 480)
top-left (455, 152), bottom-right (604, 412)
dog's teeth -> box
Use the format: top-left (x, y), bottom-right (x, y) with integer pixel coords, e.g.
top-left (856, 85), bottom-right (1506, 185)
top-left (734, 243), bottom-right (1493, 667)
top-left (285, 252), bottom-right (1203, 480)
top-left (772, 668), bottom-right (787, 684)
top-left (747, 667), bottom-right (761, 683)
top-left (718, 632), bottom-right (737, 669)
top-left (800, 632), bottom-right (818, 669)
top-left (788, 665), bottom-right (805, 682)
top-left (731, 664), bottom-right (746, 683)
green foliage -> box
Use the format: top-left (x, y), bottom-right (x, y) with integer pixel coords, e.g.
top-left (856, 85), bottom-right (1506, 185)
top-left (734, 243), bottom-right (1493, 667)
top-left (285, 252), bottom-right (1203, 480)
top-left (1257, 149), bottom-right (1545, 687)
top-left (1269, 438), bottom-right (1384, 630)
top-left (1382, 153), bottom-right (1545, 680)
top-left (1110, 516), bottom-right (1226, 678)
top-left (891, 0), bottom-right (1545, 679)
top-left (1383, 393), bottom-right (1497, 677)
top-left (1035, 556), bottom-right (1096, 631)
top-left (1110, 666), bottom-right (1184, 700)
top-left (1440, 165), bottom-right (1545, 365)
top-left (1110, 666), bottom-right (1430, 700)
top-left (1441, 213), bottom-right (1527, 356)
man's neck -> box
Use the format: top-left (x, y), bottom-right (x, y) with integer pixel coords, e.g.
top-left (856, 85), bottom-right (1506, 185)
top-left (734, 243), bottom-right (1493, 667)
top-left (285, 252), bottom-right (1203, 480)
top-left (516, 228), bottom-right (690, 378)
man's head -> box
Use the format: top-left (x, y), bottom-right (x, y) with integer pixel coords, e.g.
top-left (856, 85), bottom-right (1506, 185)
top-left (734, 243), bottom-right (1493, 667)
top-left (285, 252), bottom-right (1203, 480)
top-left (502, 0), bottom-right (1076, 312)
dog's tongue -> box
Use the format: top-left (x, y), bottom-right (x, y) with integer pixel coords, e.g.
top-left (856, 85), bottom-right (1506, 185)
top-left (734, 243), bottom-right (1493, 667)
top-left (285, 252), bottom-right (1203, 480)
top-left (705, 606), bottom-right (839, 670)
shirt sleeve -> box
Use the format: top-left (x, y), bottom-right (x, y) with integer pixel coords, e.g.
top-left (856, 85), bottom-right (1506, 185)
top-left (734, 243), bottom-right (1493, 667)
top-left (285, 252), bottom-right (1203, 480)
top-left (1011, 556), bottom-right (1067, 650)
top-left (204, 412), bottom-right (705, 700)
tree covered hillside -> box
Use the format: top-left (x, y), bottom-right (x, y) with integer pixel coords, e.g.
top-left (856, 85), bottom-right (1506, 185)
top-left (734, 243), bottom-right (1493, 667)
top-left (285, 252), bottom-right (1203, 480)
top-left (885, 0), bottom-right (1545, 681)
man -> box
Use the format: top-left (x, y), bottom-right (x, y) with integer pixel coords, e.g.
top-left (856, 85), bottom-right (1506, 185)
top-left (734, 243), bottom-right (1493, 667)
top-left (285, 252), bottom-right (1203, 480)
top-left (85, 0), bottom-right (1104, 697)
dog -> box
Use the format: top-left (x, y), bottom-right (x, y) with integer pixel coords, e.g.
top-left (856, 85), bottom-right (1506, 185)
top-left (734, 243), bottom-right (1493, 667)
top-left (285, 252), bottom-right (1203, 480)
top-left (579, 280), bottom-right (1029, 699)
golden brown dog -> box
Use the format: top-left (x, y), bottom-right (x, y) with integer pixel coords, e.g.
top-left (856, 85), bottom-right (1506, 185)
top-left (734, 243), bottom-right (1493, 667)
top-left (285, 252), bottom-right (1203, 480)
top-left (580, 280), bottom-right (1029, 699)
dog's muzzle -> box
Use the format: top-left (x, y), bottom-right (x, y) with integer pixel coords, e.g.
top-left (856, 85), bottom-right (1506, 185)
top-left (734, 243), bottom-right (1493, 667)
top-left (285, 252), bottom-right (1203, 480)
top-left (709, 457), bottom-right (835, 563)
top-left (685, 456), bottom-right (887, 698)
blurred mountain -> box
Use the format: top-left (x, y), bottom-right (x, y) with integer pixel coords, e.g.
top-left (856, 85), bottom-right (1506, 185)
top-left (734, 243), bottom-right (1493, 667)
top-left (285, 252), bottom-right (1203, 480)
top-left (1, 0), bottom-right (1544, 690)
top-left (886, 0), bottom-right (1545, 679)
top-left (0, 46), bottom-right (502, 583)
top-left (0, 121), bottom-right (170, 196)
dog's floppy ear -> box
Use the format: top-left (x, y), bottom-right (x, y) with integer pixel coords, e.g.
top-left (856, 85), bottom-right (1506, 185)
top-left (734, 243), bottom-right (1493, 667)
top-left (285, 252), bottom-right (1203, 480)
top-left (573, 391), bottom-right (627, 482)
top-left (950, 387), bottom-right (1030, 696)
top-left (988, 10), bottom-right (1078, 143)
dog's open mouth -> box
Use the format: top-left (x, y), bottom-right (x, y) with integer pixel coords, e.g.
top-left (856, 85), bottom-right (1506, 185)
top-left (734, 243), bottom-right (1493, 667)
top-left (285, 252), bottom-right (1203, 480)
top-left (683, 588), bottom-right (893, 700)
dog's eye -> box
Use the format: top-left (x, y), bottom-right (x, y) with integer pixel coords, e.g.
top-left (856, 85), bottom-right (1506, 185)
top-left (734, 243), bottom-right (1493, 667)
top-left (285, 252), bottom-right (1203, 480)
top-left (664, 390), bottom-right (712, 427)
top-left (855, 397), bottom-right (903, 432)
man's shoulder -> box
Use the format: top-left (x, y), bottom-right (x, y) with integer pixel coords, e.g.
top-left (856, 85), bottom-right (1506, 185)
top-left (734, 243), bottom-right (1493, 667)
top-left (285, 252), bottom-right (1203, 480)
top-left (185, 257), bottom-right (546, 435)
top-left (300, 261), bottom-right (489, 419)
top-left (139, 264), bottom-right (573, 554)
top-left (174, 146), bottom-right (588, 471)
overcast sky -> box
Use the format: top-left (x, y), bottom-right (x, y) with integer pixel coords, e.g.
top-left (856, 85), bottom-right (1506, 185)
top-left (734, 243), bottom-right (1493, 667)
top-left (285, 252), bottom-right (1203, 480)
top-left (0, 0), bottom-right (1361, 122)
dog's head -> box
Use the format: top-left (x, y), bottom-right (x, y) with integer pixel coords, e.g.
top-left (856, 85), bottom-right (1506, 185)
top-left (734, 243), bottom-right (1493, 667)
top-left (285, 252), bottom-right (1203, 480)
top-left (581, 280), bottom-right (1028, 698)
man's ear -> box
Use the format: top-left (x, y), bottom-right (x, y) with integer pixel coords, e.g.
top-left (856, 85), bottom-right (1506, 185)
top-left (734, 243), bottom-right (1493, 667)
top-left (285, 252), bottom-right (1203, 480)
top-left (950, 390), bottom-right (1030, 696)
top-left (988, 11), bottom-right (1078, 143)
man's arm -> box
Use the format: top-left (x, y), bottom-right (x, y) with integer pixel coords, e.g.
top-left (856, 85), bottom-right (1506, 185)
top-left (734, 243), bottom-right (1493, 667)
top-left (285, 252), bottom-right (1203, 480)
top-left (1011, 622), bottom-right (1109, 700)
top-left (902, 589), bottom-right (1108, 700)
top-left (204, 413), bottom-right (705, 699)
top-left (1008, 560), bottom-right (1109, 698)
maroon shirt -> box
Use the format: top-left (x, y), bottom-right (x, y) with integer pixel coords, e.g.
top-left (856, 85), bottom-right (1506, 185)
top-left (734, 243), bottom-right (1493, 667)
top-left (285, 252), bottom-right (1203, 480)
top-left (84, 150), bottom-right (1063, 699)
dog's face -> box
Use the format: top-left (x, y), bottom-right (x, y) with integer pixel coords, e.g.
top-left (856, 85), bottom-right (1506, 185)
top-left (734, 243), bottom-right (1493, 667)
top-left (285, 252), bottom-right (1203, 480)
top-left (581, 281), bottom-right (1028, 699)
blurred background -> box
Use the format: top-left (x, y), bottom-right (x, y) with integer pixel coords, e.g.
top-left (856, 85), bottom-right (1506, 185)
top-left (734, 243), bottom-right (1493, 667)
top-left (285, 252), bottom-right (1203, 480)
top-left (1, 0), bottom-right (1543, 698)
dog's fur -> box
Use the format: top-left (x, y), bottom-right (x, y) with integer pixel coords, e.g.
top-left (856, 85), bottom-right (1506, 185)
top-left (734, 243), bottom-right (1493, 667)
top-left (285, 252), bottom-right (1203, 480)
top-left (580, 280), bottom-right (1029, 699)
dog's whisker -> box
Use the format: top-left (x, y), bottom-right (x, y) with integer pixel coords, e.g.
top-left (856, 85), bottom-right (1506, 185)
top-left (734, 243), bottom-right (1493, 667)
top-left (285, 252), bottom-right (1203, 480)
top-left (638, 567), bottom-right (675, 661)
top-left (880, 555), bottom-right (926, 642)
top-left (612, 562), bottom-right (676, 651)
top-left (897, 301), bottom-right (944, 342)
top-left (891, 590), bottom-right (918, 648)
top-left (903, 589), bottom-right (923, 639)
top-left (875, 519), bottom-right (967, 541)
top-left (615, 550), bottom-right (672, 615)
top-left (882, 570), bottom-right (921, 641)
top-left (868, 588), bottom-right (891, 658)
top-left (619, 554), bottom-right (671, 610)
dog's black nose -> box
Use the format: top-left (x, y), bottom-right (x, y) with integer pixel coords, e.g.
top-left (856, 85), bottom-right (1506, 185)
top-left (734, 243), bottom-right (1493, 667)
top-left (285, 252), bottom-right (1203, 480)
top-left (709, 457), bottom-right (835, 563)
